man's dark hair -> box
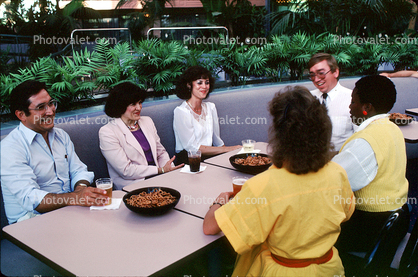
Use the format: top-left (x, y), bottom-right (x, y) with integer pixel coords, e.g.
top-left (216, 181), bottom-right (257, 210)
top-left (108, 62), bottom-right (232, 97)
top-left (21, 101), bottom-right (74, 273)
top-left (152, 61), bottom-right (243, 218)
top-left (10, 80), bottom-right (47, 119)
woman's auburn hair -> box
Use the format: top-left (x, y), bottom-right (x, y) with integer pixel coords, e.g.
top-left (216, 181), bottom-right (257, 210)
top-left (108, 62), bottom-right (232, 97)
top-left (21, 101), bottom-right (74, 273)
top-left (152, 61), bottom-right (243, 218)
top-left (268, 85), bottom-right (332, 174)
top-left (175, 65), bottom-right (215, 100)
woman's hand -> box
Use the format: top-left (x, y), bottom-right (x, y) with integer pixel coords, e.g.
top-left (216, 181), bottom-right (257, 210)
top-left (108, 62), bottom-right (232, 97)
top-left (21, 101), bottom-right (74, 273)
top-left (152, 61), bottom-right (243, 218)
top-left (160, 156), bottom-right (184, 174)
top-left (203, 191), bottom-right (234, 235)
top-left (214, 192), bottom-right (235, 206)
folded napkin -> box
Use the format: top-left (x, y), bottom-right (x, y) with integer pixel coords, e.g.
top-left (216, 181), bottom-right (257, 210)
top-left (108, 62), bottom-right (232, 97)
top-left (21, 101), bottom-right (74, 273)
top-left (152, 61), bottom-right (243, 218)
top-left (237, 148), bottom-right (261, 155)
top-left (180, 164), bottom-right (207, 174)
top-left (90, 198), bottom-right (122, 210)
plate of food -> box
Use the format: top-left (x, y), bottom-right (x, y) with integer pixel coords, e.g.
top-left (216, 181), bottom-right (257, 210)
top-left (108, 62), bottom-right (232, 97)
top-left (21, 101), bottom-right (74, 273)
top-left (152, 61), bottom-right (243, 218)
top-left (389, 113), bottom-right (414, 126)
top-left (229, 153), bottom-right (272, 175)
top-left (123, 187), bottom-right (181, 216)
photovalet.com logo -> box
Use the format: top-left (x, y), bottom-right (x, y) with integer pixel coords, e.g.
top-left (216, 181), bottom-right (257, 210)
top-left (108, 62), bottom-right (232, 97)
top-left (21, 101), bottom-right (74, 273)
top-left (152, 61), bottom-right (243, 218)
top-left (33, 35), bottom-right (118, 45)
top-left (333, 34), bottom-right (418, 45)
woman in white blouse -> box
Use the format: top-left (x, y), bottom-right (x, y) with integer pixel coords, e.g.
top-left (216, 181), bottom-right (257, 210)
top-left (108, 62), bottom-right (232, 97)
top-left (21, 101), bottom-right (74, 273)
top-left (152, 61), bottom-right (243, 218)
top-left (173, 66), bottom-right (241, 164)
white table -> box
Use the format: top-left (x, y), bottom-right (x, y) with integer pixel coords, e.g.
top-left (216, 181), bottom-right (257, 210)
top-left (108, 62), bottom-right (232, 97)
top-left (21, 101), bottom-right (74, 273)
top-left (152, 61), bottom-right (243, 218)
top-left (123, 164), bottom-right (252, 218)
top-left (203, 142), bottom-right (270, 170)
top-left (2, 191), bottom-right (222, 277)
top-left (405, 108), bottom-right (418, 117)
top-left (398, 121), bottom-right (418, 144)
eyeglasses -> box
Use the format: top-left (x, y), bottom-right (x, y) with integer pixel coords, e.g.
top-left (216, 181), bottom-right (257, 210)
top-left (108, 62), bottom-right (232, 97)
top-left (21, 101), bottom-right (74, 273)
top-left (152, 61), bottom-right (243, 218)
top-left (28, 99), bottom-right (58, 113)
top-left (309, 70), bottom-right (331, 80)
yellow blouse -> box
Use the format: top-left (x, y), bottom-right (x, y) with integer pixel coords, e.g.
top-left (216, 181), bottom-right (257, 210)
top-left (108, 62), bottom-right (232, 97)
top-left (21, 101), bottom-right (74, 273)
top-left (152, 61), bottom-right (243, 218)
top-left (215, 162), bottom-right (355, 276)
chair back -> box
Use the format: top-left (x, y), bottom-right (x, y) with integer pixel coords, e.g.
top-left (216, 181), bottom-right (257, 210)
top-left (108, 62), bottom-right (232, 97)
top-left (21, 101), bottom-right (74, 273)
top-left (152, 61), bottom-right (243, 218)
top-left (398, 219), bottom-right (418, 276)
top-left (363, 206), bottom-right (410, 273)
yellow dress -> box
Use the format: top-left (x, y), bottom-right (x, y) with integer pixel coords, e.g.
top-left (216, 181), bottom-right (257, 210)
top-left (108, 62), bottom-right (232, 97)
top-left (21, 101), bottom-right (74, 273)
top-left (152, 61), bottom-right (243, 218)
top-left (215, 162), bottom-right (355, 277)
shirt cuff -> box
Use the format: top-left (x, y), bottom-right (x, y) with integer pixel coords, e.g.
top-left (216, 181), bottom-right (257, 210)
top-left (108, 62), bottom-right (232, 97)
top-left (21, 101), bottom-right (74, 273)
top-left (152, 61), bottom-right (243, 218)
top-left (31, 189), bottom-right (50, 211)
top-left (71, 172), bottom-right (94, 191)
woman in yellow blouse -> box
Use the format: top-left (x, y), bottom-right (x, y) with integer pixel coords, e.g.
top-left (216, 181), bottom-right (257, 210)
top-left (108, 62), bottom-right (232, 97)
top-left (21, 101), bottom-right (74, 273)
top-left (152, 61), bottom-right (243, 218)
top-left (203, 86), bottom-right (355, 276)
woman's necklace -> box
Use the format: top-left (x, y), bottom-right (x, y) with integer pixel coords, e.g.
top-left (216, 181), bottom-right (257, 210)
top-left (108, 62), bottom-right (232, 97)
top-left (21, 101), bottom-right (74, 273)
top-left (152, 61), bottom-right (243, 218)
top-left (186, 101), bottom-right (202, 114)
top-left (125, 121), bottom-right (138, 130)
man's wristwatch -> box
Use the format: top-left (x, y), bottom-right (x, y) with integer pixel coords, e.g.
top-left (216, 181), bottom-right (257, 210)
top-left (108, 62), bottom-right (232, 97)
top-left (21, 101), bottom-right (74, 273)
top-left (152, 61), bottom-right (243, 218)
top-left (77, 183), bottom-right (88, 187)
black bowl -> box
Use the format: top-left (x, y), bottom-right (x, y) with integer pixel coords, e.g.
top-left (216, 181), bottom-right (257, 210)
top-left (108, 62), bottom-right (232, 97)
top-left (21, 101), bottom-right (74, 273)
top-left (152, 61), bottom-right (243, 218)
top-left (123, 187), bottom-right (181, 216)
top-left (229, 153), bottom-right (272, 175)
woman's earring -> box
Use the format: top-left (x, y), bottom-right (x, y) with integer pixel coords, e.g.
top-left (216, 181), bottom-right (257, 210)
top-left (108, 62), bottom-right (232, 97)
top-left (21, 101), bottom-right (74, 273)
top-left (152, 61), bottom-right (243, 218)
top-left (363, 110), bottom-right (368, 116)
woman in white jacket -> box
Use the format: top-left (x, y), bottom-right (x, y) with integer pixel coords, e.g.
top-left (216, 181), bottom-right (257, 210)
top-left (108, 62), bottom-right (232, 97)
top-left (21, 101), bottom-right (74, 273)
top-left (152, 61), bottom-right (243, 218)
top-left (99, 82), bottom-right (182, 190)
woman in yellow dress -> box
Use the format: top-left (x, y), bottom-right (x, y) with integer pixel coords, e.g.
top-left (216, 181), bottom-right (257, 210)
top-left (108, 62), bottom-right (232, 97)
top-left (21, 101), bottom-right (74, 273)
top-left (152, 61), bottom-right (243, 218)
top-left (203, 86), bottom-right (355, 276)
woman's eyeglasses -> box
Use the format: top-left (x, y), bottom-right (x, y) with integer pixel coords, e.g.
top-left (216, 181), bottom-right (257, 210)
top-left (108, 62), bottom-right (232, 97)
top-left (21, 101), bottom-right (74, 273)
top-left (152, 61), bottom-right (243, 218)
top-left (28, 99), bottom-right (58, 113)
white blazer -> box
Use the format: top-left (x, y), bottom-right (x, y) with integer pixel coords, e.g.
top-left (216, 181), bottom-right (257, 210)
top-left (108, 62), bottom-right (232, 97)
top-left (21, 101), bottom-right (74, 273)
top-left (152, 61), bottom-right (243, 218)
top-left (99, 116), bottom-right (171, 190)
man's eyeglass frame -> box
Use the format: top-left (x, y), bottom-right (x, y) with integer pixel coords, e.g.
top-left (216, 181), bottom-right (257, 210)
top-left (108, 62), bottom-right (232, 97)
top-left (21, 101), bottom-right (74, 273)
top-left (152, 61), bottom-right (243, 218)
top-left (309, 70), bottom-right (332, 80)
top-left (28, 99), bottom-right (58, 113)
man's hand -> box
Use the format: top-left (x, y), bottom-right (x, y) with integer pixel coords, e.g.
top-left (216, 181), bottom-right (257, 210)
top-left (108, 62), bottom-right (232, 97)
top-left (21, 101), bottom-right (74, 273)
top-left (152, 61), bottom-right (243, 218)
top-left (35, 186), bottom-right (110, 213)
top-left (73, 186), bottom-right (110, 206)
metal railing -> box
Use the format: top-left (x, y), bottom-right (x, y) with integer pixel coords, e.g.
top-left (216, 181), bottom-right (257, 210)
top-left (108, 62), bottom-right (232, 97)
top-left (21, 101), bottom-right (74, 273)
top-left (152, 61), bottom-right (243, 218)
top-left (147, 26), bottom-right (229, 41)
top-left (70, 28), bottom-right (132, 52)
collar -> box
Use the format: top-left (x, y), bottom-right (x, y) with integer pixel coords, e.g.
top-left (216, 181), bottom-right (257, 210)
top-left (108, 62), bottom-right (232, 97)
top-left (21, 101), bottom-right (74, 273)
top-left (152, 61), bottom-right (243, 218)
top-left (322, 81), bottom-right (342, 101)
top-left (18, 122), bottom-right (55, 144)
top-left (355, 114), bottom-right (389, 133)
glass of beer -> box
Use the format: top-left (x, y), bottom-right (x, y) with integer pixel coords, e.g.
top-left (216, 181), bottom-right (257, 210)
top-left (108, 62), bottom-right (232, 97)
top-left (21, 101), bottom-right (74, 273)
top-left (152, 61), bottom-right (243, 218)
top-left (95, 178), bottom-right (113, 205)
top-left (188, 149), bottom-right (202, 172)
top-left (242, 139), bottom-right (256, 152)
top-left (232, 176), bottom-right (248, 196)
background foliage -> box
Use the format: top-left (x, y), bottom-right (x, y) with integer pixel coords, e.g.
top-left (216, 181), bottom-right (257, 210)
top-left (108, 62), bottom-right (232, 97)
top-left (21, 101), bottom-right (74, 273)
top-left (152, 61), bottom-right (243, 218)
top-left (1, 32), bottom-right (417, 114)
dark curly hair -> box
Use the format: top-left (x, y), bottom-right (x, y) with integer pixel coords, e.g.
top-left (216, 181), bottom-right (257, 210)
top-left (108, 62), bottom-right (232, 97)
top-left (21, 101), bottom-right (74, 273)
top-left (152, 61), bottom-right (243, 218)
top-left (104, 82), bottom-right (147, 118)
top-left (268, 86), bottom-right (332, 174)
top-left (10, 80), bottom-right (47, 118)
top-left (355, 75), bottom-right (396, 114)
top-left (175, 66), bottom-right (215, 100)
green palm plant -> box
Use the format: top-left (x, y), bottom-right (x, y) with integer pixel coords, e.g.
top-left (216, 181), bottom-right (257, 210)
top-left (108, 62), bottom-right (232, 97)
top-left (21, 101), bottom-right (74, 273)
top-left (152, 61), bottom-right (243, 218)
top-left (0, 56), bottom-right (54, 112)
top-left (262, 35), bottom-right (291, 82)
top-left (94, 39), bottom-right (142, 92)
top-left (43, 48), bottom-right (99, 108)
top-left (133, 38), bottom-right (188, 96)
top-left (215, 41), bottom-right (267, 85)
top-left (355, 42), bottom-right (386, 75)
top-left (383, 34), bottom-right (418, 71)
top-left (0, 74), bottom-right (17, 113)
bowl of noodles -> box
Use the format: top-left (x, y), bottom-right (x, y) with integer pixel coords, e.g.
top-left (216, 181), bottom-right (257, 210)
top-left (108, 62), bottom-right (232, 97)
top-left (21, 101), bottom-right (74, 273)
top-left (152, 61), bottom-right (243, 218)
top-left (123, 187), bottom-right (181, 216)
top-left (229, 153), bottom-right (272, 175)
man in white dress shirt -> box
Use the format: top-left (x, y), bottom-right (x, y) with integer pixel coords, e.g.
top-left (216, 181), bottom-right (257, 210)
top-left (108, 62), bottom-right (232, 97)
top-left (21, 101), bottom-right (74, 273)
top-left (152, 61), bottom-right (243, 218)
top-left (308, 53), bottom-right (355, 151)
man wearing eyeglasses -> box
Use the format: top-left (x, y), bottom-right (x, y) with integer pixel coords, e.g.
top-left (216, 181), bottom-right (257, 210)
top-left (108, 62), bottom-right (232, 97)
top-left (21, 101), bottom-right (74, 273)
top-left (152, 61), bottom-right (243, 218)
top-left (308, 53), bottom-right (355, 151)
top-left (1, 80), bottom-right (109, 224)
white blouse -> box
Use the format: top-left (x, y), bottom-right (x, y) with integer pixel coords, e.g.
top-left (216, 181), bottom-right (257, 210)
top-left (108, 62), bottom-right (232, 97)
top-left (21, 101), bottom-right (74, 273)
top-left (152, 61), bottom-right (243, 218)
top-left (173, 101), bottom-right (224, 153)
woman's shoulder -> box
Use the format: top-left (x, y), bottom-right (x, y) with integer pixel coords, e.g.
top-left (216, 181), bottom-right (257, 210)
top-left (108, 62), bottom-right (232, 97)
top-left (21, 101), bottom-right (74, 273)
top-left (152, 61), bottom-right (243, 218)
top-left (99, 118), bottom-right (120, 133)
top-left (139, 116), bottom-right (154, 125)
top-left (174, 101), bottom-right (189, 114)
top-left (203, 101), bottom-right (217, 111)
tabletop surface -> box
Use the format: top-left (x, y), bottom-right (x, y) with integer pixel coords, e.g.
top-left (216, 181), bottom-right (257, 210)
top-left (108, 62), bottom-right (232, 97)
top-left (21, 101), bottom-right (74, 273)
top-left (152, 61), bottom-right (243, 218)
top-left (405, 108), bottom-right (418, 116)
top-left (203, 142), bottom-right (270, 170)
top-left (123, 164), bottom-right (253, 218)
top-left (2, 191), bottom-right (222, 277)
top-left (398, 120), bottom-right (418, 143)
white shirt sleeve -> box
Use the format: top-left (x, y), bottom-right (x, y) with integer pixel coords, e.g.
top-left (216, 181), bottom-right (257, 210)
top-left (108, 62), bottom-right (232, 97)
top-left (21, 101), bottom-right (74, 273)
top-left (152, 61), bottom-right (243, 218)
top-left (173, 106), bottom-right (201, 152)
top-left (209, 103), bottom-right (224, 147)
top-left (332, 138), bottom-right (378, 191)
